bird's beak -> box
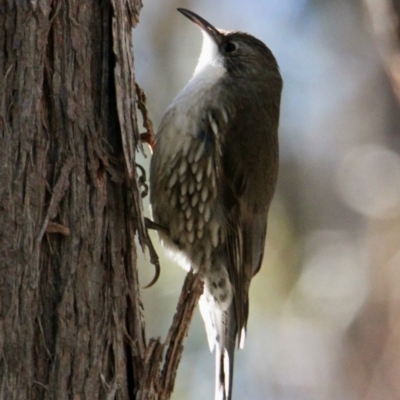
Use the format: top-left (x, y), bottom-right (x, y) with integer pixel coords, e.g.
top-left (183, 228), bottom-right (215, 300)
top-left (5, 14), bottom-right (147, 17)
top-left (177, 8), bottom-right (222, 45)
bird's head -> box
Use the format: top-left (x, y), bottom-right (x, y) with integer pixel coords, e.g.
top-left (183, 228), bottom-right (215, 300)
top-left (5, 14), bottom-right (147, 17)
top-left (178, 8), bottom-right (281, 81)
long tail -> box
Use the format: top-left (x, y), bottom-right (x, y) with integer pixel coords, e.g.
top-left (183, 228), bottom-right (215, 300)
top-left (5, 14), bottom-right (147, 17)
top-left (199, 292), bottom-right (238, 400)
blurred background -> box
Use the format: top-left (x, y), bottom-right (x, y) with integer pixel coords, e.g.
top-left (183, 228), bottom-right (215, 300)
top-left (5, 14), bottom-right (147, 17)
top-left (134, 1), bottom-right (400, 399)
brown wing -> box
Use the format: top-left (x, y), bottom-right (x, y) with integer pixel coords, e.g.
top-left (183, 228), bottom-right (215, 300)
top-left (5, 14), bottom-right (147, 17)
top-left (221, 95), bottom-right (279, 344)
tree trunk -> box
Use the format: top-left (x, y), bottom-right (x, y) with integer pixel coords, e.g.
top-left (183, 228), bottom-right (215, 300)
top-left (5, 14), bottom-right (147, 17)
top-left (2, 1), bottom-right (204, 398)
top-left (0, 0), bottom-right (156, 398)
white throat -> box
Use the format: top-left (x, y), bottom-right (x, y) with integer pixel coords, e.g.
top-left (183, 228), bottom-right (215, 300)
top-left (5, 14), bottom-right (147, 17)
top-left (172, 32), bottom-right (226, 106)
top-left (194, 31), bottom-right (224, 75)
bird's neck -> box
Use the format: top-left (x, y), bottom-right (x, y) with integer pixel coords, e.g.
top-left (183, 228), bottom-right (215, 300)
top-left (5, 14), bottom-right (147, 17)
top-left (172, 62), bottom-right (226, 109)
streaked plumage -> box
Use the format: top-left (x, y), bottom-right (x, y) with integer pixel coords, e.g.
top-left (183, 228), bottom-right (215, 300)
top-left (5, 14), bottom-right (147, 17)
top-left (150, 8), bottom-right (282, 400)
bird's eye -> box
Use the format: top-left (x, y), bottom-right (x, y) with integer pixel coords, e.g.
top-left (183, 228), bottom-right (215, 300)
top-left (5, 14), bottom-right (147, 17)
top-left (224, 41), bottom-right (237, 53)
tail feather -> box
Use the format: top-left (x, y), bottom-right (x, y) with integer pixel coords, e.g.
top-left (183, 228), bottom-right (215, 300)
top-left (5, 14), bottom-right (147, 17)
top-left (199, 290), bottom-right (237, 400)
top-left (215, 306), bottom-right (236, 400)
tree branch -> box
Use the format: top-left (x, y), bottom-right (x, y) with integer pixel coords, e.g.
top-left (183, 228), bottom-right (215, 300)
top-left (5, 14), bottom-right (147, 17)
top-left (138, 271), bottom-right (204, 400)
top-left (161, 271), bottom-right (204, 398)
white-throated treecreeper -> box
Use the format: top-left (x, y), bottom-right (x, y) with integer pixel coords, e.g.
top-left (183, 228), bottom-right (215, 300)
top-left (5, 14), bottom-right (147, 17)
top-left (149, 9), bottom-right (282, 400)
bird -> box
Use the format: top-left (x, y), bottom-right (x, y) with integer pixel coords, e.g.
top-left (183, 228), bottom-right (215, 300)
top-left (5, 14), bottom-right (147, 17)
top-left (149, 8), bottom-right (282, 400)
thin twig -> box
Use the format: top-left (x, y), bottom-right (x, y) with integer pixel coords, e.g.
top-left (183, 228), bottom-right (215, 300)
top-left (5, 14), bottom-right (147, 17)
top-left (160, 271), bottom-right (204, 398)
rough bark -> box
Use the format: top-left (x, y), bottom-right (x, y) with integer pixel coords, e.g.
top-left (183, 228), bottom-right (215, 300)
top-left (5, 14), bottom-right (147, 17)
top-left (0, 1), bottom-right (201, 399)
